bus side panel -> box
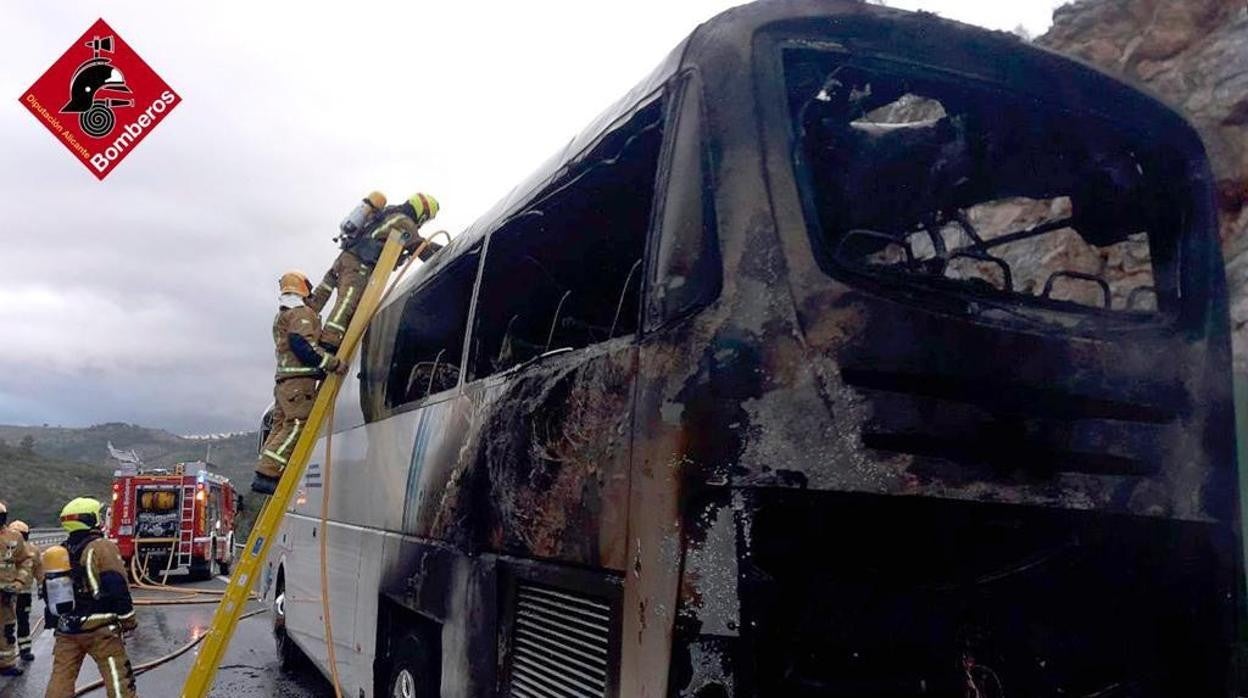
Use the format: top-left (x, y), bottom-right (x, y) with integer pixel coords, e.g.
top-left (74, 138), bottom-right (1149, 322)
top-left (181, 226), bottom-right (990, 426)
top-left (331, 402), bottom-right (449, 531)
top-left (283, 512), bottom-right (325, 666)
top-left (319, 518), bottom-right (366, 691)
top-left (348, 528), bottom-right (387, 695)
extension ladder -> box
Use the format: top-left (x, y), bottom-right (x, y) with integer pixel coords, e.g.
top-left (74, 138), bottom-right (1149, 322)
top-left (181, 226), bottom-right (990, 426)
top-left (180, 228), bottom-right (412, 697)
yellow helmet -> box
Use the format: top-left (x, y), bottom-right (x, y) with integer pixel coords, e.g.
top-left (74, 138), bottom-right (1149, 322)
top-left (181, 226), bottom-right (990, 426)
top-left (8, 520), bottom-right (28, 535)
top-left (60, 497), bottom-right (103, 532)
top-left (365, 191), bottom-right (387, 211)
top-left (407, 193), bottom-right (439, 223)
top-left (279, 270), bottom-right (312, 297)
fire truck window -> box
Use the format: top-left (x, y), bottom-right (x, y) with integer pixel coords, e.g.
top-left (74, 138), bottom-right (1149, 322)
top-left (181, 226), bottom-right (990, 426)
top-left (469, 97), bottom-right (664, 380)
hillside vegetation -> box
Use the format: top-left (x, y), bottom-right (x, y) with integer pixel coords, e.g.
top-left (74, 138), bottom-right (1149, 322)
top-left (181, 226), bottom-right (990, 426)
top-left (0, 442), bottom-right (115, 526)
top-left (0, 423), bottom-right (258, 528)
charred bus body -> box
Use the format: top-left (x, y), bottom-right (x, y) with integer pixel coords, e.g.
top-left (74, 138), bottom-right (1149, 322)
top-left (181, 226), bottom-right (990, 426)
top-left (264, 2), bottom-right (1240, 696)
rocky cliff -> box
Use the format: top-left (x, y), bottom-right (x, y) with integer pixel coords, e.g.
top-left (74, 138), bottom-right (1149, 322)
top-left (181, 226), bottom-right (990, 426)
top-left (1040, 0), bottom-right (1248, 366)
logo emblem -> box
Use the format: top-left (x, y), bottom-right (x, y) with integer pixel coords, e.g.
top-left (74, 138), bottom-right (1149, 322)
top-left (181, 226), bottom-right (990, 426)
top-left (19, 19), bottom-right (181, 180)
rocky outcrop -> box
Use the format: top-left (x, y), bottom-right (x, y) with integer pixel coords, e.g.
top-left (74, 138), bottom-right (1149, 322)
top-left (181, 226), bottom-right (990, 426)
top-left (1040, 0), bottom-right (1248, 365)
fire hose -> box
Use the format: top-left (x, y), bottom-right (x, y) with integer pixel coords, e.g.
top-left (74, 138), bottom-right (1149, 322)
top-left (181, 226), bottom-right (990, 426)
top-left (316, 230), bottom-right (450, 698)
top-left (71, 609), bottom-right (267, 697)
top-left (128, 545), bottom-right (248, 606)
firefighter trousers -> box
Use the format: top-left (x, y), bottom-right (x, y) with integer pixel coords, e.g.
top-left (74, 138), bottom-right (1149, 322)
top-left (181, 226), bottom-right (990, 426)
top-left (0, 592), bottom-right (15, 669)
top-left (15, 592), bottom-right (33, 655)
top-left (256, 377), bottom-right (319, 479)
top-left (307, 251), bottom-right (371, 349)
top-left (45, 626), bottom-right (136, 698)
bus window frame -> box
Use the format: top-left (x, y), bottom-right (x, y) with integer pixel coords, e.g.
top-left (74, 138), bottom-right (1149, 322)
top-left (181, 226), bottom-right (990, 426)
top-left (463, 89), bottom-right (671, 385)
top-left (367, 242), bottom-right (485, 422)
top-left (644, 69), bottom-right (723, 333)
top-left (755, 28), bottom-right (1197, 335)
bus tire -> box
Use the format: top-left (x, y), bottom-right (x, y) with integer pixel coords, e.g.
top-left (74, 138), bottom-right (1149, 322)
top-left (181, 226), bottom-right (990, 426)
top-left (385, 634), bottom-right (435, 698)
top-left (274, 578), bottom-right (307, 672)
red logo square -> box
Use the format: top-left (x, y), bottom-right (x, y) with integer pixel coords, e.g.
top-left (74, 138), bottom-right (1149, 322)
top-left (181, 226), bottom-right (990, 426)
top-left (18, 19), bottom-right (181, 180)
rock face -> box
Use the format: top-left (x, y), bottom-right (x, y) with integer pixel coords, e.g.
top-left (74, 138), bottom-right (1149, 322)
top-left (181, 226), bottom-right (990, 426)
top-left (1039, 0), bottom-right (1248, 366)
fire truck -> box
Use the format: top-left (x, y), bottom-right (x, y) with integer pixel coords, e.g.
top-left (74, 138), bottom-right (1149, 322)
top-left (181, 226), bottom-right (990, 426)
top-left (105, 462), bottom-right (242, 581)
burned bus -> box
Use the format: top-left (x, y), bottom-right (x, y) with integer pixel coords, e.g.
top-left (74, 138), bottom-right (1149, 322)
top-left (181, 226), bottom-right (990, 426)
top-left (263, 1), bottom-right (1241, 695)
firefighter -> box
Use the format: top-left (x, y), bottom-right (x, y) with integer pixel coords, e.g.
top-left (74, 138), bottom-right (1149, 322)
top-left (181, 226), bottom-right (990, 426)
top-left (307, 191), bottom-right (387, 350)
top-left (8, 520), bottom-right (40, 661)
top-left (43, 497), bottom-right (136, 698)
top-left (307, 192), bottom-right (442, 350)
top-left (252, 270), bottom-right (347, 495)
top-left (0, 502), bottom-right (33, 676)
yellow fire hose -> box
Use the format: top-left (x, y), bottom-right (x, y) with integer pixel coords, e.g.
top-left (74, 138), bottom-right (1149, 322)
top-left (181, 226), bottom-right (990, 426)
top-left (128, 546), bottom-right (249, 606)
top-left (315, 229), bottom-right (450, 698)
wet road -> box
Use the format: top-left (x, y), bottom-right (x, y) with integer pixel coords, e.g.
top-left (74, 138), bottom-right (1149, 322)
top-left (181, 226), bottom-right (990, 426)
top-left (0, 577), bottom-right (334, 697)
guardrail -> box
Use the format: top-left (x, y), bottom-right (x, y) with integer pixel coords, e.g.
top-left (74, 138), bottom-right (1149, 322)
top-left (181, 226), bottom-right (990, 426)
top-left (29, 528), bottom-right (65, 547)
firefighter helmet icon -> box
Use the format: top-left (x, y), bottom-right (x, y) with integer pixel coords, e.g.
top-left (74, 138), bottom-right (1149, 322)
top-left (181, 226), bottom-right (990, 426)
top-left (59, 35), bottom-right (133, 138)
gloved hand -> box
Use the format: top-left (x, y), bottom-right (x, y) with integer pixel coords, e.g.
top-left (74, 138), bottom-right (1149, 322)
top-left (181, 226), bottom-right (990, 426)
top-left (324, 354), bottom-right (344, 377)
top-left (120, 615), bottom-right (138, 633)
top-left (328, 356), bottom-right (348, 375)
top-left (56, 614), bottom-right (85, 634)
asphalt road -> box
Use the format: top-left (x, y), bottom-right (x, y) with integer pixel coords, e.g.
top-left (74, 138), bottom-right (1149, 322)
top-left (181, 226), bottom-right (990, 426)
top-left (0, 576), bottom-right (334, 698)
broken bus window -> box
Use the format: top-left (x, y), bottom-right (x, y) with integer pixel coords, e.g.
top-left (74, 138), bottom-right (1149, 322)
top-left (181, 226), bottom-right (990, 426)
top-left (784, 49), bottom-right (1180, 325)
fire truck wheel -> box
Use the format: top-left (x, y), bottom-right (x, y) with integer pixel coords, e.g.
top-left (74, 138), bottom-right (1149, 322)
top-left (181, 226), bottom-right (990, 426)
top-left (219, 533), bottom-right (234, 577)
top-left (189, 539), bottom-right (220, 582)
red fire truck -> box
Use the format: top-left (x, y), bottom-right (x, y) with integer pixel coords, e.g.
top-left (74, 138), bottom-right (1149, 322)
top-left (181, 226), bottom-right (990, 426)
top-left (105, 462), bottom-right (242, 581)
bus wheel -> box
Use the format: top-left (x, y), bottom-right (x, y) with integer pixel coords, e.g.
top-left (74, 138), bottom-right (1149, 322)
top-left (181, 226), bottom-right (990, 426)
top-left (386, 635), bottom-right (434, 698)
top-left (274, 584), bottom-right (306, 672)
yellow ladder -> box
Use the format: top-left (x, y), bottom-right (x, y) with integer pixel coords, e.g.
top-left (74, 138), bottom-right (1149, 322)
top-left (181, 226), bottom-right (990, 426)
top-left (180, 229), bottom-right (410, 697)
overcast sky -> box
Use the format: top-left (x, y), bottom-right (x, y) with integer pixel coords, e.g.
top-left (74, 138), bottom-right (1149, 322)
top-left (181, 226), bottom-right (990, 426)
top-left (0, 0), bottom-right (1064, 434)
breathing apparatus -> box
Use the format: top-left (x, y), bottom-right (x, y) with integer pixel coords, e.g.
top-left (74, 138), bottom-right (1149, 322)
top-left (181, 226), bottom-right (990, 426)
top-left (42, 546), bottom-right (75, 618)
top-left (336, 191), bottom-right (387, 245)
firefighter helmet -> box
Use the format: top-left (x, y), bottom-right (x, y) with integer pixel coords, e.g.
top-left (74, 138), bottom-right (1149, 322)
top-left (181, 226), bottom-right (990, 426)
top-left (60, 497), bottom-right (103, 532)
top-left (407, 193), bottom-right (439, 223)
top-left (8, 520), bottom-right (28, 535)
top-left (279, 271), bottom-right (312, 297)
top-left (365, 191), bottom-right (387, 210)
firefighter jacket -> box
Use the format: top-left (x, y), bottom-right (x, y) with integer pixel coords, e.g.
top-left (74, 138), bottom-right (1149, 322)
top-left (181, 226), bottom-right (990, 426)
top-left (0, 526), bottom-right (33, 592)
top-left (51, 531), bottom-right (136, 634)
top-left (273, 302), bottom-right (337, 382)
